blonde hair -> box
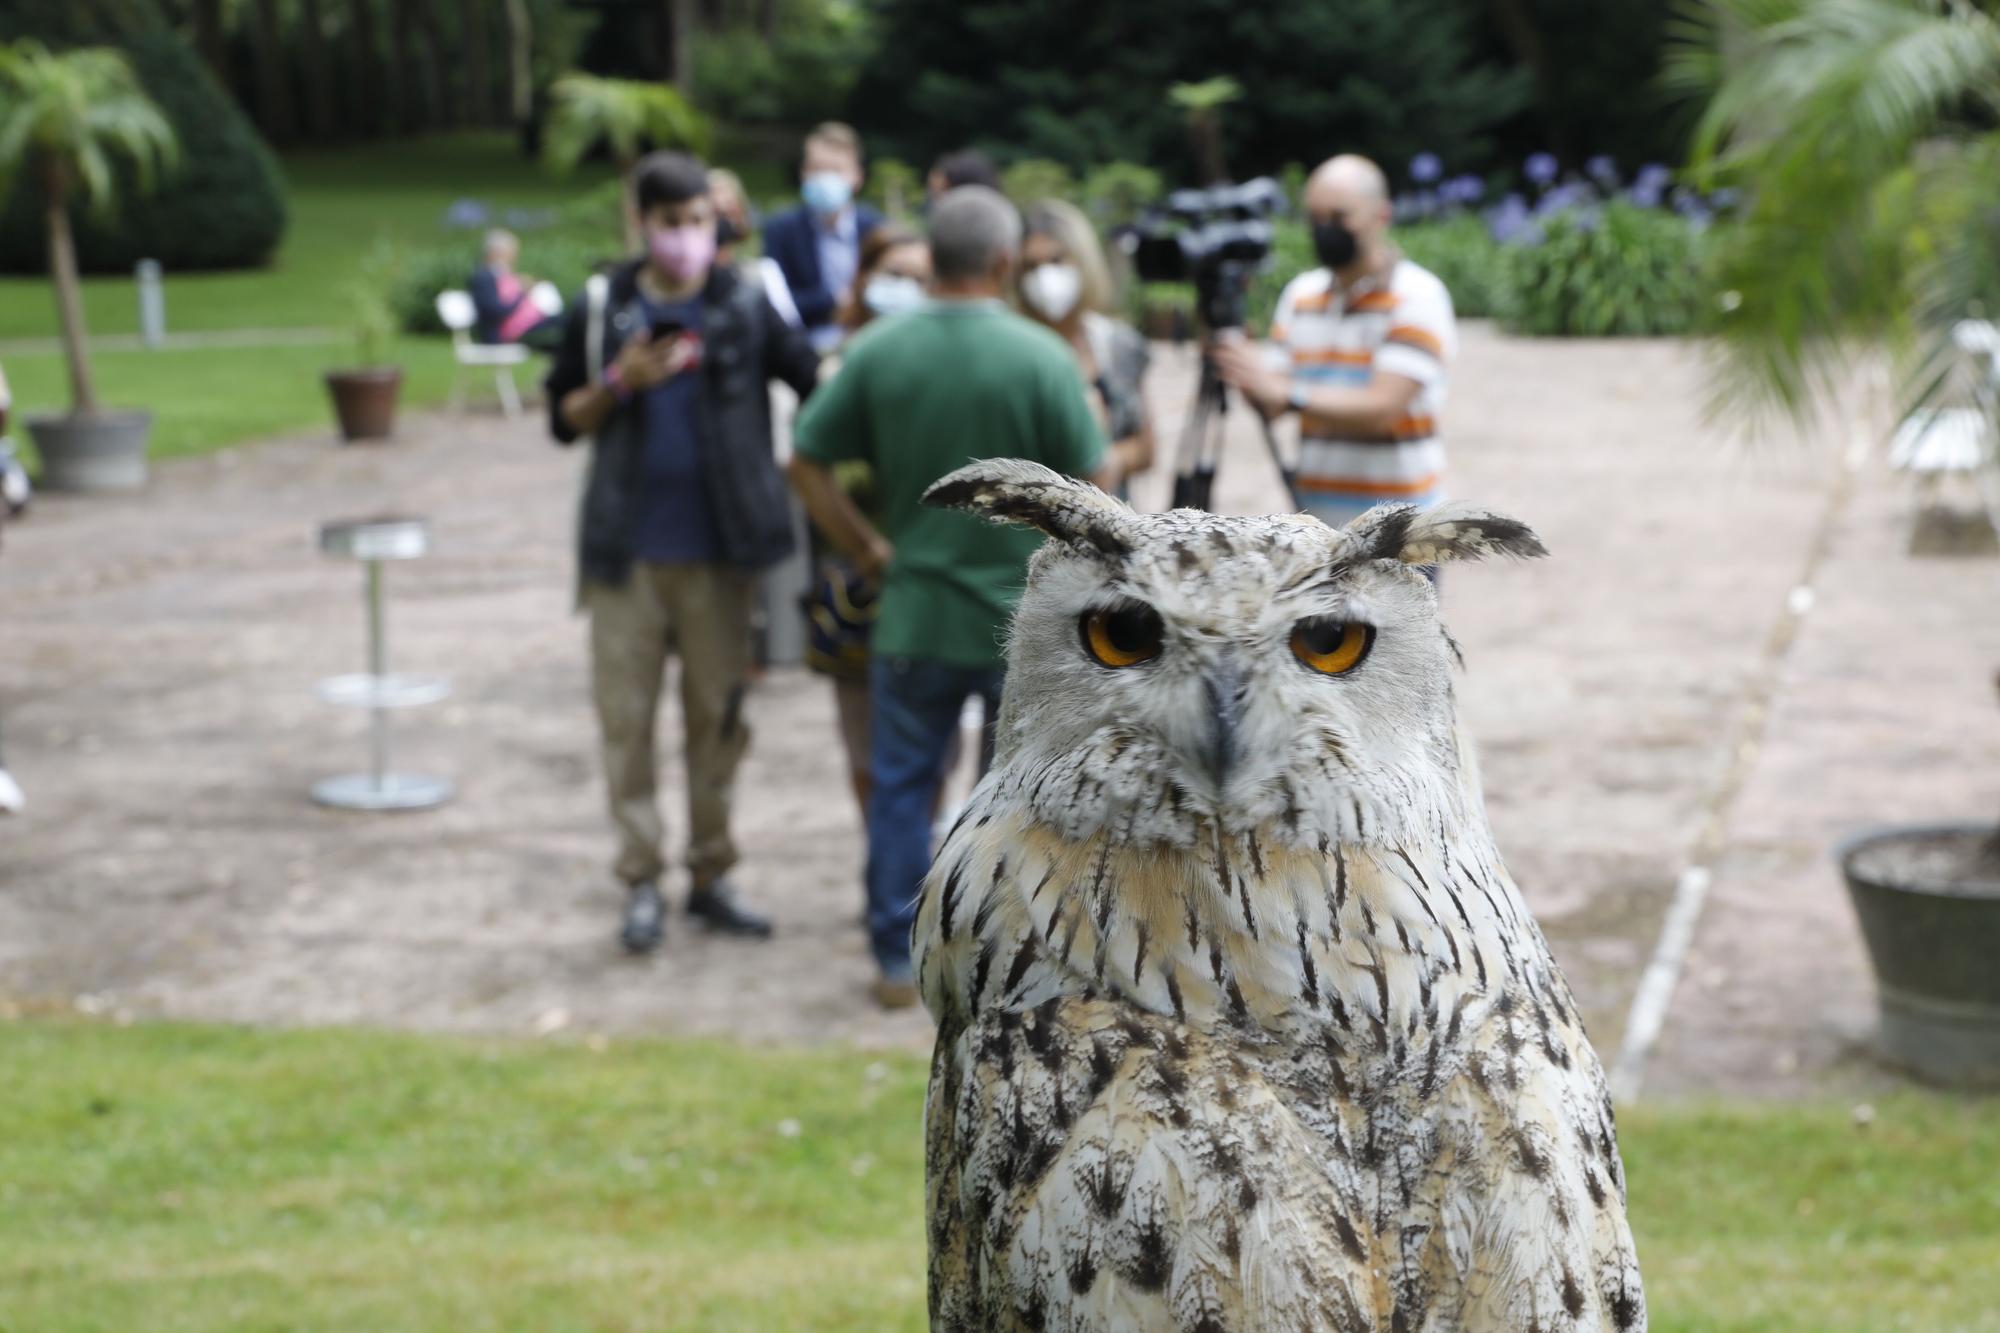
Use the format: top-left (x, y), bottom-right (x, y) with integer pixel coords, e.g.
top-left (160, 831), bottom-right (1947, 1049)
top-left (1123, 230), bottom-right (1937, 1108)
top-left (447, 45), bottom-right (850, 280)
top-left (805, 121), bottom-right (863, 163)
top-left (1022, 198), bottom-right (1115, 315)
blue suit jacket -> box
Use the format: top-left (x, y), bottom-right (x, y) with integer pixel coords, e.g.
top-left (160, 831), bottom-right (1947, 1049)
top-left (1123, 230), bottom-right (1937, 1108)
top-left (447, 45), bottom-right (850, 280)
top-left (762, 203), bottom-right (884, 333)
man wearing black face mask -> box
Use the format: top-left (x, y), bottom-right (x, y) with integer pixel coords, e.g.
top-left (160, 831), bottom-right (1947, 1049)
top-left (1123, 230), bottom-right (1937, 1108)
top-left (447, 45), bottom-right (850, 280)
top-left (1212, 154), bottom-right (1457, 531)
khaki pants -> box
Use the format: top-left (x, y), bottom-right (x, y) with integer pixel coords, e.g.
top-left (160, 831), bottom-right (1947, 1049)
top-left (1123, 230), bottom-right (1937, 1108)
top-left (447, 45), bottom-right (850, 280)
top-left (587, 562), bottom-right (753, 888)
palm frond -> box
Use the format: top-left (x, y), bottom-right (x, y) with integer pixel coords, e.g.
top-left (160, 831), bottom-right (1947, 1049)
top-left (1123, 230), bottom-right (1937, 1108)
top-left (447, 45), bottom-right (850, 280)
top-left (543, 74), bottom-right (710, 175)
top-left (1672, 0), bottom-right (2000, 430)
top-left (0, 38), bottom-right (178, 212)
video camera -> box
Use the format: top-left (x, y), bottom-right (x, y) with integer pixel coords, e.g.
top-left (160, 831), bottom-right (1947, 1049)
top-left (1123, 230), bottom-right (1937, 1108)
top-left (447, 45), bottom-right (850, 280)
top-left (1119, 177), bottom-right (1286, 331)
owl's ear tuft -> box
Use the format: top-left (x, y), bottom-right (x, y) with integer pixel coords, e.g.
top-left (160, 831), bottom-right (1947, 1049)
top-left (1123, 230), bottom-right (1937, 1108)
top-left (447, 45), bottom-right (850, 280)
top-left (1346, 502), bottom-right (1548, 566)
top-left (923, 459), bottom-right (1134, 557)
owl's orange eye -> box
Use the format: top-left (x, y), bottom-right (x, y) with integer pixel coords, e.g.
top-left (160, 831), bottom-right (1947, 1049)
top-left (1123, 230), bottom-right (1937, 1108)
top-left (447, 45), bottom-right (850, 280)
top-left (1081, 603), bottom-right (1163, 668)
top-left (1290, 618), bottom-right (1373, 675)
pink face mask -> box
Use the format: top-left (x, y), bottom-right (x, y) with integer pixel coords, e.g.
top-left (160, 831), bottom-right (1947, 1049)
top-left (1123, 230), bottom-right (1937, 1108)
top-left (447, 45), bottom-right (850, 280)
top-left (647, 223), bottom-right (715, 283)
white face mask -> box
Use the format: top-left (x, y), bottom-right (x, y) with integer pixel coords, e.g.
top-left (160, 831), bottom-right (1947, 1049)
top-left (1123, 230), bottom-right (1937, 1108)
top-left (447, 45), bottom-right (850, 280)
top-left (863, 274), bottom-right (927, 317)
top-left (1021, 262), bottom-right (1083, 322)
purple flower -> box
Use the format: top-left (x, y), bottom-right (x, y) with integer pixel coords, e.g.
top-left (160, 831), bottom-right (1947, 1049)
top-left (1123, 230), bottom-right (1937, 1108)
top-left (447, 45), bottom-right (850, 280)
top-left (1708, 187), bottom-right (1742, 211)
top-left (444, 198), bottom-right (489, 229)
top-left (1636, 163), bottom-right (1673, 192)
top-left (1626, 180), bottom-right (1665, 209)
top-left (1395, 191), bottom-right (1439, 221)
top-left (1535, 181), bottom-right (1593, 215)
top-left (1586, 155), bottom-right (1618, 187)
top-left (1485, 193), bottom-right (1536, 245)
top-left (1410, 152), bottom-right (1443, 183)
top-left (1525, 152), bottom-right (1560, 187)
top-left (1441, 174), bottom-right (1485, 207)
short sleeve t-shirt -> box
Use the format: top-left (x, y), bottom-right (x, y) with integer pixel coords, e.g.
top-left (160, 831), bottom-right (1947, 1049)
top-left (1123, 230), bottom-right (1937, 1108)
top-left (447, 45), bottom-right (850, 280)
top-left (791, 300), bottom-right (1106, 669)
top-left (1268, 257), bottom-right (1456, 528)
top-left (630, 294), bottom-right (718, 564)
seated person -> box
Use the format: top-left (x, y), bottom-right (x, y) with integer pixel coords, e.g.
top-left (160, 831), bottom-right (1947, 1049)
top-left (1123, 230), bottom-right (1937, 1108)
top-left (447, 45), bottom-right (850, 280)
top-left (467, 228), bottom-right (552, 345)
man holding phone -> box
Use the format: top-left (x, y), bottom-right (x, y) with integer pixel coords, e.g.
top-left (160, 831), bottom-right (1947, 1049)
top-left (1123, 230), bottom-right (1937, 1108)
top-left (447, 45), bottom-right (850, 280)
top-left (546, 151), bottom-right (820, 955)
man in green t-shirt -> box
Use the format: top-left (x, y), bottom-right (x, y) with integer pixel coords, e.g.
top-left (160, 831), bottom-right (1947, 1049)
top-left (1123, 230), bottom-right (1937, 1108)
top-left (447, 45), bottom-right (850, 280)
top-left (789, 185), bottom-right (1106, 1007)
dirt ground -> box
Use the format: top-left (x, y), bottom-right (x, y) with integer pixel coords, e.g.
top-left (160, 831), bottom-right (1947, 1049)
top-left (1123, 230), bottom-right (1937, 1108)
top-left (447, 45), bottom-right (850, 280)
top-left (3, 326), bottom-right (1996, 1097)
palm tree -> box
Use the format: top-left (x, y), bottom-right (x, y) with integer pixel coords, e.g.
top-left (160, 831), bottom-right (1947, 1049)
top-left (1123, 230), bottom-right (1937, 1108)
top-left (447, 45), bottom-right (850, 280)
top-left (543, 73), bottom-right (710, 251)
top-left (1668, 0), bottom-right (2000, 427)
top-left (0, 40), bottom-right (178, 417)
top-left (1671, 0), bottom-right (2000, 872)
top-left (1169, 76), bottom-right (1243, 186)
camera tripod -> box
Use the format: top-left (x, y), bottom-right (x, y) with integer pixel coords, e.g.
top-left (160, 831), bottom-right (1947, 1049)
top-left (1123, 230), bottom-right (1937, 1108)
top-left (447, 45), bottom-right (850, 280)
top-left (1169, 337), bottom-right (1302, 514)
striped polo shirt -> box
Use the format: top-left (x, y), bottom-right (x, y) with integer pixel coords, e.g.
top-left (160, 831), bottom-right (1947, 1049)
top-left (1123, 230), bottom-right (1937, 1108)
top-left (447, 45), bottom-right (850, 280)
top-left (1268, 256), bottom-right (1457, 527)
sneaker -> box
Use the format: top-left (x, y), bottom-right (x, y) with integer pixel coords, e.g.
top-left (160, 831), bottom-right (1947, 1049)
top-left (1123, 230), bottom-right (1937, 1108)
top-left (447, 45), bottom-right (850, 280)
top-left (687, 878), bottom-right (773, 939)
top-left (872, 973), bottom-right (920, 1011)
top-left (619, 881), bottom-right (665, 955)
top-left (0, 767), bottom-right (21, 815)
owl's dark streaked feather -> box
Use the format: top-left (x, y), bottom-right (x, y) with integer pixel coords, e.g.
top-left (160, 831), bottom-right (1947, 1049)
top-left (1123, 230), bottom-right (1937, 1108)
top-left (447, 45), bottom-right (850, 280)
top-left (916, 468), bottom-right (1642, 1332)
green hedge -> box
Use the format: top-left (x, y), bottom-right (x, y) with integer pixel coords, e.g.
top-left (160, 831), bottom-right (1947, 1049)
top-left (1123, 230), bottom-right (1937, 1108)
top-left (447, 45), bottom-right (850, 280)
top-left (1496, 201), bottom-right (1706, 337)
top-left (0, 0), bottom-right (287, 274)
top-left (1237, 208), bottom-right (1701, 337)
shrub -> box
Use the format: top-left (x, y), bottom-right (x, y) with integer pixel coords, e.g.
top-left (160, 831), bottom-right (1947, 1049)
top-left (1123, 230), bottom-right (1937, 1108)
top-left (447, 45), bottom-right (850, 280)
top-left (1077, 162), bottom-right (1162, 229)
top-left (0, 0), bottom-right (285, 274)
top-left (1397, 214), bottom-right (1505, 318)
top-left (1496, 200), bottom-right (1706, 337)
top-left (1001, 159), bottom-right (1076, 208)
top-left (865, 158), bottom-right (923, 220)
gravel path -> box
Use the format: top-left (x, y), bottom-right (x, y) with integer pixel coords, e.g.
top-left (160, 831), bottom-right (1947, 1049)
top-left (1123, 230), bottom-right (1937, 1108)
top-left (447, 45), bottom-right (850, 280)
top-left (2, 325), bottom-right (1993, 1096)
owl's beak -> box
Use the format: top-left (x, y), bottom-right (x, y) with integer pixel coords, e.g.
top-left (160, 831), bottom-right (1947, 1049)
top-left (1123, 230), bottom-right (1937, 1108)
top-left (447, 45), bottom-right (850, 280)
top-left (1198, 659), bottom-right (1246, 787)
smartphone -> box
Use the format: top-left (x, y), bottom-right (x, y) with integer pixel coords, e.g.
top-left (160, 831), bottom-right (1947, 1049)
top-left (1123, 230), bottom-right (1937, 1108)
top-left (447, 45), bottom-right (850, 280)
top-left (647, 313), bottom-right (686, 342)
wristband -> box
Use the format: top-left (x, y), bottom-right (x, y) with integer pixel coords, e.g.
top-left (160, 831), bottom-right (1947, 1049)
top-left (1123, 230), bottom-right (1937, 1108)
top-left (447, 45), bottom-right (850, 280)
top-left (605, 362), bottom-right (633, 402)
top-left (1286, 382), bottom-right (1310, 415)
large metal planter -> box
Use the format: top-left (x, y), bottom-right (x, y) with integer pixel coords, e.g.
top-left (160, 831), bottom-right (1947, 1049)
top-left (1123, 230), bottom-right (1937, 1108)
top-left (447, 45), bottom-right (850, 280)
top-left (1841, 823), bottom-right (2000, 1087)
top-left (24, 410), bottom-right (151, 492)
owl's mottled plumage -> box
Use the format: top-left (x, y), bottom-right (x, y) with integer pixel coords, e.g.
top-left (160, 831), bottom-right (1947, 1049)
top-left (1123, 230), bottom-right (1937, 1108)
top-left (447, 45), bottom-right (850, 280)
top-left (914, 461), bottom-right (1645, 1332)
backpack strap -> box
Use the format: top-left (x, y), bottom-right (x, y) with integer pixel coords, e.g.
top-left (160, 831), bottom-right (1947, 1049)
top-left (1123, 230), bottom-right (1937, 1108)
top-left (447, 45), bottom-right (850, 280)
top-left (585, 272), bottom-right (610, 385)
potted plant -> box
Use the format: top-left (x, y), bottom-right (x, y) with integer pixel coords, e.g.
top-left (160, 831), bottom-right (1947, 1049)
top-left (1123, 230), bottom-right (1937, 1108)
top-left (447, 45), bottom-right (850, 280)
top-left (1675, 0), bottom-right (2000, 1083)
top-left (0, 39), bottom-right (177, 492)
top-left (323, 275), bottom-right (402, 443)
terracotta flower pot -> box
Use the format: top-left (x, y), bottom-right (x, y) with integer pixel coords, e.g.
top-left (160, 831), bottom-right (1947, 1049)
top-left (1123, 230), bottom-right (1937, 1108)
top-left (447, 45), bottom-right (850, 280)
top-left (1840, 823), bottom-right (2000, 1086)
top-left (324, 367), bottom-right (404, 443)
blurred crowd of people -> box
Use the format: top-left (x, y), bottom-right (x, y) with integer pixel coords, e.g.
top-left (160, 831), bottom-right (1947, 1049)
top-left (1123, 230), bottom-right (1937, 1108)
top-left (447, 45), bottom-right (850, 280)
top-left (535, 123), bottom-right (1457, 1009)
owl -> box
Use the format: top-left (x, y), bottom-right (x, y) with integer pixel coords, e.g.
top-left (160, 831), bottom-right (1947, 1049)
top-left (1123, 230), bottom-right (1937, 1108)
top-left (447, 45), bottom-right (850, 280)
top-left (912, 460), bottom-right (1644, 1333)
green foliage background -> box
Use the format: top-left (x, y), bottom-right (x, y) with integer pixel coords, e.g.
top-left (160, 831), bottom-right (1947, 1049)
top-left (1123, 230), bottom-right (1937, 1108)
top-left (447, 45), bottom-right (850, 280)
top-left (0, 0), bottom-right (287, 274)
top-left (846, 0), bottom-right (1528, 182)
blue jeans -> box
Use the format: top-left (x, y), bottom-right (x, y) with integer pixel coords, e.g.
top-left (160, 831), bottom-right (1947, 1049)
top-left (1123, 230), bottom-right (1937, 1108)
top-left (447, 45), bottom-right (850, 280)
top-left (865, 656), bottom-right (1004, 978)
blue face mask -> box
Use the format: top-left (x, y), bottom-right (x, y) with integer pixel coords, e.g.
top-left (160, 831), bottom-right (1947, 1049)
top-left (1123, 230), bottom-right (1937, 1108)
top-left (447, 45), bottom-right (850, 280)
top-left (802, 171), bottom-right (853, 217)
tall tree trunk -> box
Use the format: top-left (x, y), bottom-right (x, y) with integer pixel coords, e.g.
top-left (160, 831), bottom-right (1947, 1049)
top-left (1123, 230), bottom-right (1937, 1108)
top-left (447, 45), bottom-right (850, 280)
top-left (387, 0), bottom-right (414, 131)
top-left (459, 0), bottom-right (492, 126)
top-left (503, 0), bottom-right (533, 127)
top-left (249, 0), bottom-right (295, 143)
top-left (657, 0), bottom-right (694, 93)
top-left (43, 174), bottom-right (96, 417)
top-left (349, 0), bottom-right (382, 136)
top-left (191, 0), bottom-right (227, 82)
top-left (298, 0), bottom-right (340, 139)
top-left (415, 0), bottom-right (455, 129)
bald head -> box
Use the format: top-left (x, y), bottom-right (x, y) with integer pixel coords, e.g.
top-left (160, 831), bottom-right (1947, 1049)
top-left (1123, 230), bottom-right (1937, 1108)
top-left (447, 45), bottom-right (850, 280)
top-left (1303, 154), bottom-right (1392, 274)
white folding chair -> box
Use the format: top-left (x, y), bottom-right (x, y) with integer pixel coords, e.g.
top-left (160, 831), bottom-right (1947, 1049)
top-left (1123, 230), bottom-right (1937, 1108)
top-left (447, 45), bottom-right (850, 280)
top-left (1890, 319), bottom-right (2000, 543)
top-left (436, 289), bottom-right (532, 418)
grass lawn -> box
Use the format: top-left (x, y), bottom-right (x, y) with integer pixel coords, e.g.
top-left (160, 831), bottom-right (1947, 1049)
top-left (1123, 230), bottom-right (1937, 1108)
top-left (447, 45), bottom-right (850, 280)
top-left (1, 336), bottom-right (477, 465)
top-left (2, 1020), bottom-right (1996, 1332)
top-left (0, 133), bottom-right (615, 343)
